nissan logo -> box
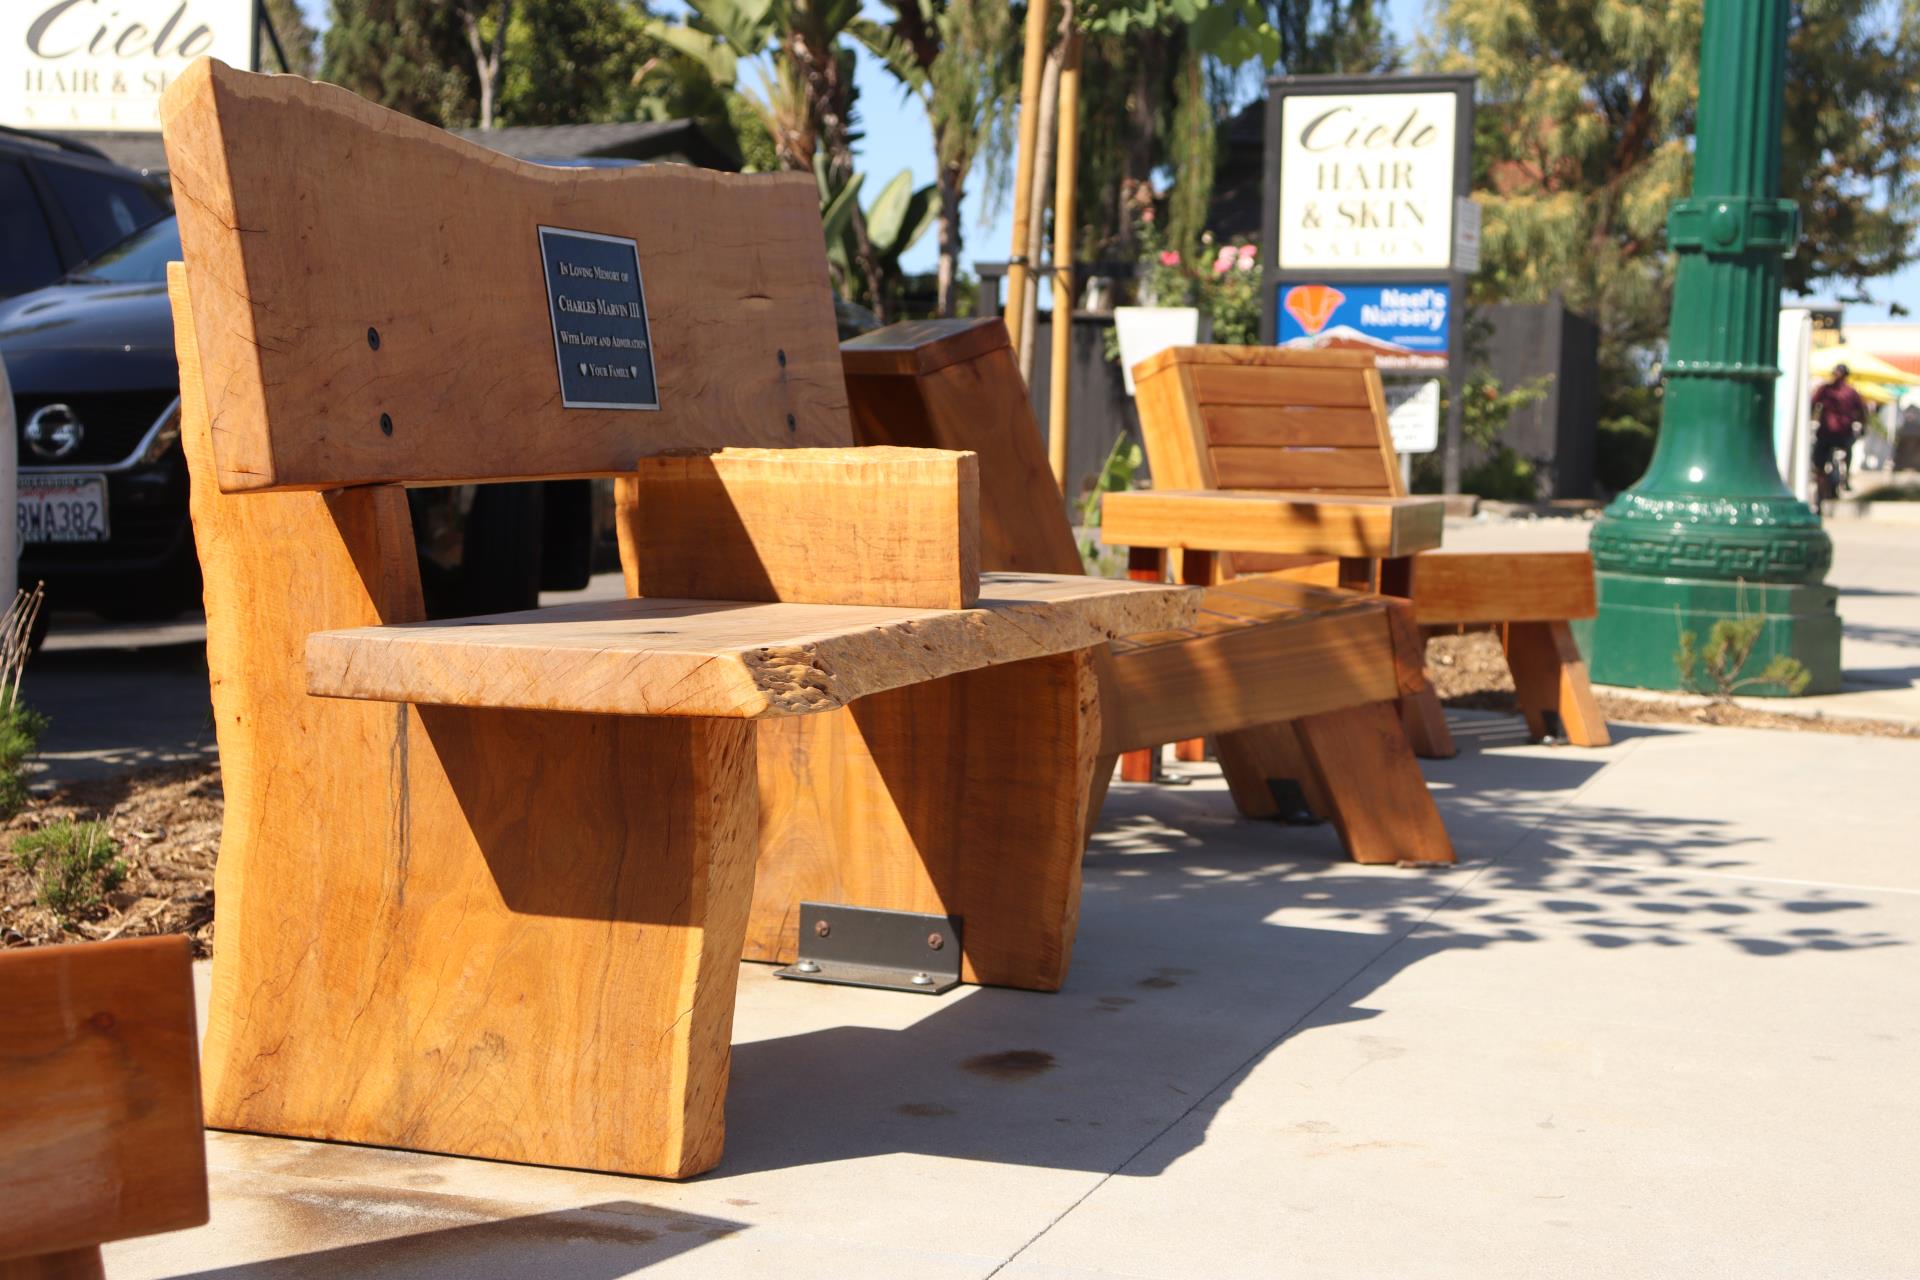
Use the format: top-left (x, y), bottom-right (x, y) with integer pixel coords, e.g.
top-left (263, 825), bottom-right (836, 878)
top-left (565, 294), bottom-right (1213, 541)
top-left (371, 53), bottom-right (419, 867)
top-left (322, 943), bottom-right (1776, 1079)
top-left (24, 403), bottom-right (84, 461)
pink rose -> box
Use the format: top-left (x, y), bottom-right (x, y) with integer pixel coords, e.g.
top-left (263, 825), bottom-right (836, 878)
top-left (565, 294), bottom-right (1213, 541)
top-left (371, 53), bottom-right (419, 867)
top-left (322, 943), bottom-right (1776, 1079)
top-left (1159, 250), bottom-right (1181, 266)
top-left (1214, 246), bottom-right (1237, 275)
top-left (1237, 244), bottom-right (1257, 268)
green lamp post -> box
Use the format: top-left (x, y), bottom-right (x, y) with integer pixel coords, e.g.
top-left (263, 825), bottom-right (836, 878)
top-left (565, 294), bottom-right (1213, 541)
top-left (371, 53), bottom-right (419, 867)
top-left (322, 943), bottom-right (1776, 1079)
top-left (1587, 0), bottom-right (1842, 695)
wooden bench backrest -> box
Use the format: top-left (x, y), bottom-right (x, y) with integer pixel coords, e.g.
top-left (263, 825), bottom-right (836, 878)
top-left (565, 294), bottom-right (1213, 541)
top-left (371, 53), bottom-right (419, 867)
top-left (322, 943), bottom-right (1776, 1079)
top-left (841, 318), bottom-right (1084, 577)
top-left (1131, 346), bottom-right (1405, 498)
top-left (163, 59), bottom-right (851, 493)
top-left (0, 936), bottom-right (207, 1262)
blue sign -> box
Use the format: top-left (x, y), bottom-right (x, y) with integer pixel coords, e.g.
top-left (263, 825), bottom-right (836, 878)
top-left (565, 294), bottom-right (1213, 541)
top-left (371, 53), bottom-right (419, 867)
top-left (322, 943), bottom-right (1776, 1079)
top-left (1275, 282), bottom-right (1450, 371)
top-left (539, 225), bottom-right (659, 410)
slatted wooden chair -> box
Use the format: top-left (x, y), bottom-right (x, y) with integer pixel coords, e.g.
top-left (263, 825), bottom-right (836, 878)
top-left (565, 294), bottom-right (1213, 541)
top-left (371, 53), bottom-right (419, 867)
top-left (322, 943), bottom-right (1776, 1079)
top-left (1, 937), bottom-right (208, 1280)
top-left (781, 317), bottom-right (1455, 877)
top-left (162, 60), bottom-right (1189, 1180)
top-left (1129, 346), bottom-right (1610, 751)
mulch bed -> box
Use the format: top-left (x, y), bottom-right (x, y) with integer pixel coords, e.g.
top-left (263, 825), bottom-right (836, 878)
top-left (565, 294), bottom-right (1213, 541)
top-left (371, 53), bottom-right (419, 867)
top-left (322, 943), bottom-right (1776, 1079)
top-left (3, 633), bottom-right (1910, 950)
top-left (1, 762), bottom-right (219, 952)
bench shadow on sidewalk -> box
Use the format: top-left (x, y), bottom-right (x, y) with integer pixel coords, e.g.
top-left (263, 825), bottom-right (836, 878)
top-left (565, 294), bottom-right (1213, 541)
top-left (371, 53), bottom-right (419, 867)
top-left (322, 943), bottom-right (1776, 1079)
top-left (153, 1199), bottom-right (745, 1279)
top-left (722, 717), bottom-right (1905, 1181)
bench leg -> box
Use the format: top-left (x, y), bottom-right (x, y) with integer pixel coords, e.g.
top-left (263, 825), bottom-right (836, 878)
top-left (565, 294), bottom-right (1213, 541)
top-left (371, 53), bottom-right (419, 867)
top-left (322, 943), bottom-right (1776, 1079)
top-left (1292, 703), bottom-right (1455, 865)
top-left (1119, 748), bottom-right (1157, 782)
top-left (751, 648), bottom-right (1100, 992)
top-left (1, 1248), bottom-right (104, 1280)
top-left (1216, 721), bottom-right (1331, 821)
top-left (1174, 738), bottom-right (1208, 762)
top-left (1504, 621), bottom-right (1611, 747)
top-left (1399, 685), bottom-right (1457, 759)
top-left (203, 706), bottom-right (760, 1181)
top-left (1382, 596), bottom-right (1456, 759)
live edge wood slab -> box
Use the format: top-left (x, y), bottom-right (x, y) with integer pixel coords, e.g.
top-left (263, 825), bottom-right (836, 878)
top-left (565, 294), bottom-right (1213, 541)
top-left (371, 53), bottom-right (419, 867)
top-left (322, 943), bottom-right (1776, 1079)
top-left (307, 575), bottom-right (1194, 717)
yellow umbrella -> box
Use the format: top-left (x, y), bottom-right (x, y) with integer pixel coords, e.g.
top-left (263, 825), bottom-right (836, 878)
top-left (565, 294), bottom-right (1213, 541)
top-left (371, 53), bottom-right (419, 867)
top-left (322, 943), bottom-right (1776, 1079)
top-left (1809, 344), bottom-right (1913, 387)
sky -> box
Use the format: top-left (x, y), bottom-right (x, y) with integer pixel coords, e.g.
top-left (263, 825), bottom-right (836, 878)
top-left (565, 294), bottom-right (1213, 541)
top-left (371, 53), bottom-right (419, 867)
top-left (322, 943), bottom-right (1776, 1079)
top-left (290, 0), bottom-right (1918, 327)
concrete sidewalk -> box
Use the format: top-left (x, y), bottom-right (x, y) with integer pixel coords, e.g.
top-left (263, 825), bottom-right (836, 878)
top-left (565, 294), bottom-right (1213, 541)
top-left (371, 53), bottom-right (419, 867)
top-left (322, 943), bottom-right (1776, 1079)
top-left (107, 715), bottom-right (1918, 1279)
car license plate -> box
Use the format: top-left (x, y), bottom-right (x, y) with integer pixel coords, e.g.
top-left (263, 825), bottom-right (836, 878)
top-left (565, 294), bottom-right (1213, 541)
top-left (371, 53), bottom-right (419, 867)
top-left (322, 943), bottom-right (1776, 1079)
top-left (19, 475), bottom-right (110, 543)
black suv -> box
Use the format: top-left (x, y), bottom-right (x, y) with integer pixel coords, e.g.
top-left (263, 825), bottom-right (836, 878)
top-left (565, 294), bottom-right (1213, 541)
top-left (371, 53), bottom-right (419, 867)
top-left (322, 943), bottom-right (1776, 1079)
top-left (1, 127), bottom-right (170, 301)
top-left (2, 215), bottom-right (603, 622)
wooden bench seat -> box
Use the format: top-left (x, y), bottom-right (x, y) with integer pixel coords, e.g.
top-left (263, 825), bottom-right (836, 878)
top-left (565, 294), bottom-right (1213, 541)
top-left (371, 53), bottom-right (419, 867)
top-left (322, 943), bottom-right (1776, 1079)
top-left (309, 575), bottom-right (1185, 717)
top-left (164, 59), bottom-right (1191, 1181)
top-left (807, 317), bottom-right (1454, 867)
top-left (1133, 345), bottom-right (1611, 751)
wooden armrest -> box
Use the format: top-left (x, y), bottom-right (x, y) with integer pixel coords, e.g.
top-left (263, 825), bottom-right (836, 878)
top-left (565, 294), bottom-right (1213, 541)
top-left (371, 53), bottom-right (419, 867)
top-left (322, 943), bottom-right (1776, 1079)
top-left (619, 446), bottom-right (979, 609)
top-left (1100, 489), bottom-right (1445, 559)
top-left (1, 937), bottom-right (207, 1263)
top-left (307, 572), bottom-right (1195, 718)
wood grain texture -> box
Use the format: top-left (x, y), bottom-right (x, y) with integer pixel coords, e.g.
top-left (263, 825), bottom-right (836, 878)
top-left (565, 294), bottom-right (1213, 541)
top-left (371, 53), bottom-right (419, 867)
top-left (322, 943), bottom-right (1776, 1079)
top-left (1100, 490), bottom-right (1443, 558)
top-left (843, 320), bottom-right (1084, 576)
top-left (1506, 620), bottom-right (1611, 747)
top-left (749, 649), bottom-right (1099, 990)
top-left (618, 447), bottom-right (980, 609)
top-left (0, 937), bottom-right (206, 1262)
top-left (1101, 581), bottom-right (1400, 751)
top-left (1190, 363), bottom-right (1374, 408)
top-left (307, 574), bottom-right (1191, 718)
top-left (162, 60), bottom-right (848, 491)
top-left (173, 266), bottom-right (759, 1179)
top-left (1408, 551), bottom-right (1598, 624)
top-left (1210, 446), bottom-right (1393, 492)
top-left (1291, 702), bottom-right (1455, 864)
top-left (0, 1249), bottom-right (104, 1280)
top-left (1215, 720), bottom-right (1329, 820)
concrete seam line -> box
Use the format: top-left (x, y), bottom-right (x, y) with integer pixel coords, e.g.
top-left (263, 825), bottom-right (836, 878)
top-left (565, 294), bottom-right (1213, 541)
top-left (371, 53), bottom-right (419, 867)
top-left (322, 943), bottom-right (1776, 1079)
top-left (985, 733), bottom-right (1644, 1276)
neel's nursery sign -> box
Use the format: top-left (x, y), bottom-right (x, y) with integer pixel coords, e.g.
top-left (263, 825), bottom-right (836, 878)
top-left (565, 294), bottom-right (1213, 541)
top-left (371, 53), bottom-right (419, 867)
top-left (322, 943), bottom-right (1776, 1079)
top-left (1276, 283), bottom-right (1450, 371)
top-left (1276, 90), bottom-right (1460, 271)
top-left (2, 0), bottom-right (254, 131)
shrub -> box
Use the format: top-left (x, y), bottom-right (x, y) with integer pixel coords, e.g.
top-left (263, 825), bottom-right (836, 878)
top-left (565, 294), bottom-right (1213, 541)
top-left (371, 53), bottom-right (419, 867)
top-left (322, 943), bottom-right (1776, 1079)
top-left (0, 692), bottom-right (49, 818)
top-left (1677, 615), bottom-right (1812, 700)
top-left (15, 820), bottom-right (125, 920)
top-left (1597, 416), bottom-right (1657, 494)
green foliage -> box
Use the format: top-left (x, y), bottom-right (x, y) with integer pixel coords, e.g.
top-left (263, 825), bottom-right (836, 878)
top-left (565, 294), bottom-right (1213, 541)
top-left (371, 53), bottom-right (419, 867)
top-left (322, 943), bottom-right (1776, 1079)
top-left (1411, 369), bottom-right (1553, 498)
top-left (1124, 213), bottom-right (1260, 344)
top-left (1677, 616), bottom-right (1813, 700)
top-left (1075, 433), bottom-right (1146, 577)
top-left (815, 161), bottom-right (937, 313)
top-left (0, 692), bottom-right (46, 820)
top-left (261, 0), bottom-right (321, 75)
top-left (321, 0), bottom-right (476, 128)
top-left (14, 820), bottom-right (124, 922)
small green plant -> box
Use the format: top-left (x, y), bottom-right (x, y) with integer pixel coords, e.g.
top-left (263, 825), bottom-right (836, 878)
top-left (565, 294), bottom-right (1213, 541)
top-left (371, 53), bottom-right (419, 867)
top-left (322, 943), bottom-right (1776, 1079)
top-left (1676, 614), bottom-right (1813, 700)
top-left (0, 583), bottom-right (47, 817)
top-left (15, 820), bottom-right (125, 921)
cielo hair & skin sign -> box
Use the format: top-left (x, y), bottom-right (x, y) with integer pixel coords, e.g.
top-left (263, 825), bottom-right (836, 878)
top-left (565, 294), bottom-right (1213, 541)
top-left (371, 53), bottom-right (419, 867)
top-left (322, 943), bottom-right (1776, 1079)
top-left (1276, 90), bottom-right (1460, 270)
top-left (3, 0), bottom-right (254, 131)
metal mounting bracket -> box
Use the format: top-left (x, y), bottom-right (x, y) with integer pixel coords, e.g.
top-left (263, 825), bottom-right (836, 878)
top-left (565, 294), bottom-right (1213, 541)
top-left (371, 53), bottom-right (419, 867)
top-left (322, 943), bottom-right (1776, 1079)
top-left (773, 902), bottom-right (962, 995)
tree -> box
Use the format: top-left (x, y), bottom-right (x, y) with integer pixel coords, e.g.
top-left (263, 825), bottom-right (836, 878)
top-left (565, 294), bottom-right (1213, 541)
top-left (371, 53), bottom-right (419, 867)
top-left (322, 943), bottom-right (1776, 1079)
top-left (1426, 0), bottom-right (1920, 422)
top-left (321, 0), bottom-right (475, 128)
top-left (261, 0), bottom-right (321, 76)
top-left (458, 0), bottom-right (514, 131)
top-left (858, 1), bottom-right (1021, 316)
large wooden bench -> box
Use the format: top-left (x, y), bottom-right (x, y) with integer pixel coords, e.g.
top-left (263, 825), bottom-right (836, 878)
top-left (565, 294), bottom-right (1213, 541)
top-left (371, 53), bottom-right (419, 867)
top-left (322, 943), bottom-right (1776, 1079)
top-left (809, 318), bottom-right (1453, 867)
top-left (1129, 346), bottom-right (1610, 751)
top-left (1, 938), bottom-right (207, 1280)
top-left (163, 60), bottom-right (1190, 1179)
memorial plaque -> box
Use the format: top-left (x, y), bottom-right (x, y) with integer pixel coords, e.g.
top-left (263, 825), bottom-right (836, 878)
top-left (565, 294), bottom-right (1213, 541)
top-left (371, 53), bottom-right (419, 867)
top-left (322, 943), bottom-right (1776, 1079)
top-left (538, 226), bottom-right (658, 410)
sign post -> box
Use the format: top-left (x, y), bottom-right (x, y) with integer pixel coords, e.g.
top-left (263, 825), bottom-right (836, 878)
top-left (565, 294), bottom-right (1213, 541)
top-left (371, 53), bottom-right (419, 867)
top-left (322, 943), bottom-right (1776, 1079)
top-left (1261, 73), bottom-right (1476, 489)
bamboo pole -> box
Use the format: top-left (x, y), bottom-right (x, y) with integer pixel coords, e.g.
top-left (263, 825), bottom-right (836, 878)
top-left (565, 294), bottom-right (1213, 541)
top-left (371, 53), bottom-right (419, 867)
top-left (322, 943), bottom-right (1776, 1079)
top-left (1004, 0), bottom-right (1051, 358)
top-left (1046, 23), bottom-right (1082, 493)
top-left (1018, 45), bottom-right (1062, 382)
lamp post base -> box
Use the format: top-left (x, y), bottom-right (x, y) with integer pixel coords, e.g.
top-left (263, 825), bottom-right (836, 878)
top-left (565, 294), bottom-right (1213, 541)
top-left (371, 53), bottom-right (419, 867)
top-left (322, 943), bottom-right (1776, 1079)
top-left (1584, 572), bottom-right (1842, 696)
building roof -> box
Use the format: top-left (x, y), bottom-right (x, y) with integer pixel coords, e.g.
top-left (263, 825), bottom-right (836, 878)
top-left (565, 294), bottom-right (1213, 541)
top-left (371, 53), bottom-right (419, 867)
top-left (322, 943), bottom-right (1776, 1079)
top-left (49, 116), bottom-right (738, 181)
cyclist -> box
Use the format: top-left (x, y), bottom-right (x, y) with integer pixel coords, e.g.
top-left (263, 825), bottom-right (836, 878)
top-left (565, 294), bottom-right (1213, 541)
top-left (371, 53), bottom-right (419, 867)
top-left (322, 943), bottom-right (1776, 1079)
top-left (1811, 363), bottom-right (1867, 503)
